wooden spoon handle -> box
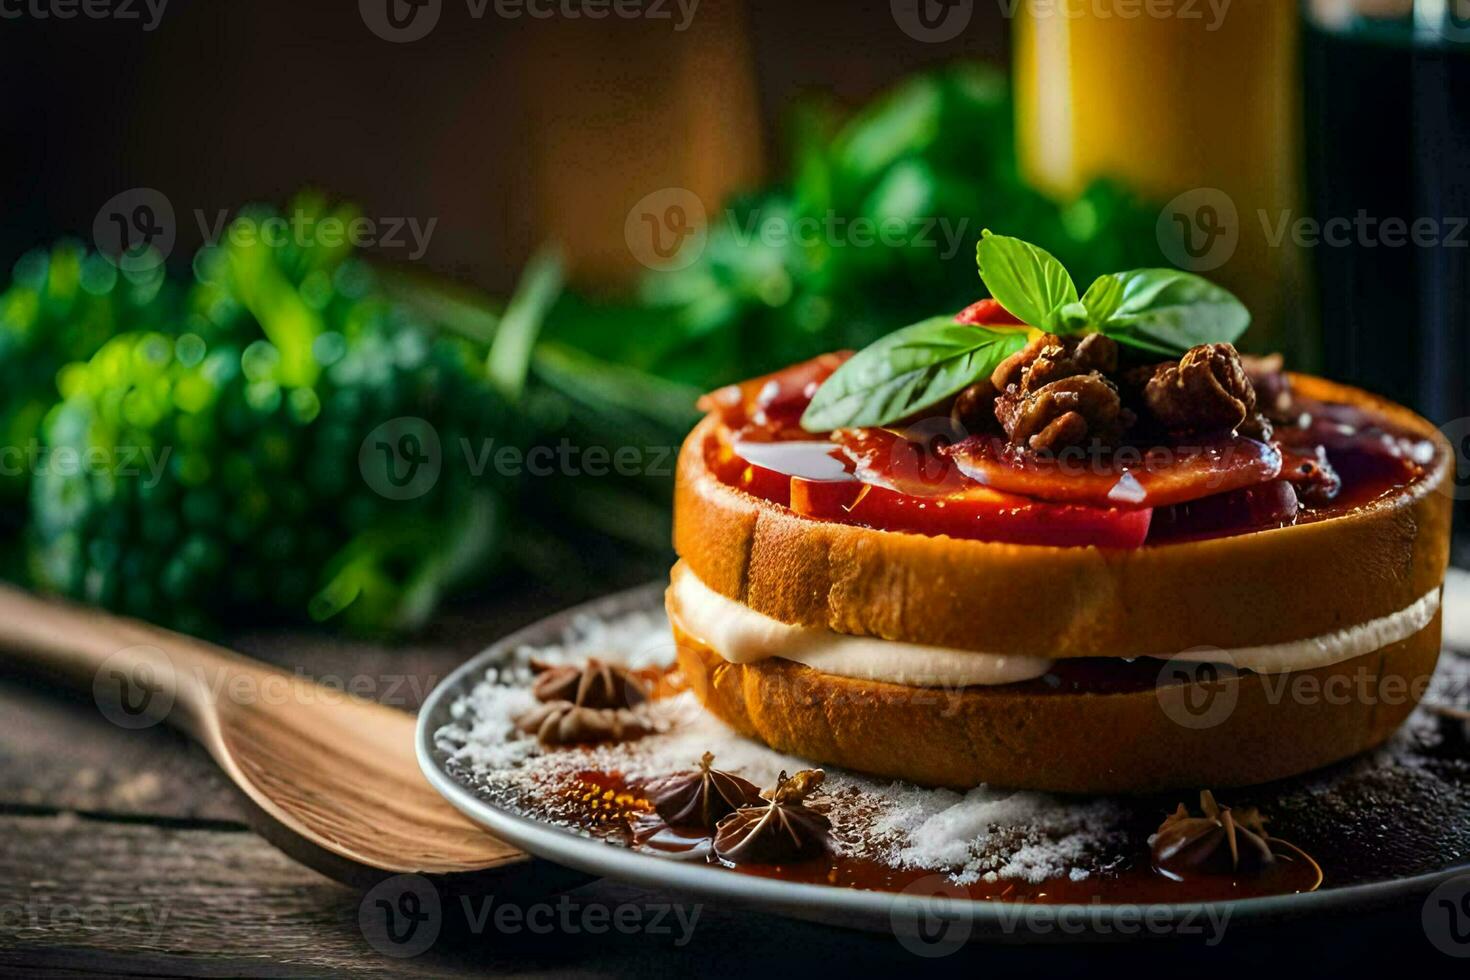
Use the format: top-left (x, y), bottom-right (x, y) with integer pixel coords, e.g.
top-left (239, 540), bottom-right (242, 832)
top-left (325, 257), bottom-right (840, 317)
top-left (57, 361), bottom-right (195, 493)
top-left (0, 582), bottom-right (237, 738)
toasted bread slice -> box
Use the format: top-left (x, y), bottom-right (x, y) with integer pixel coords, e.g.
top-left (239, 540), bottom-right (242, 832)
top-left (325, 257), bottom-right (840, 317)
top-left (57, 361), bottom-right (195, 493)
top-left (668, 612), bottom-right (1442, 793)
top-left (674, 375), bottom-right (1452, 659)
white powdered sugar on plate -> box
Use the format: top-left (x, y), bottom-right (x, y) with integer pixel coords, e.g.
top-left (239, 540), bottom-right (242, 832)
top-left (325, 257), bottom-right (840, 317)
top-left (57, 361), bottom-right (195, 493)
top-left (865, 786), bottom-right (1125, 885)
top-left (435, 608), bottom-right (1128, 884)
top-left (436, 601), bottom-right (1470, 888)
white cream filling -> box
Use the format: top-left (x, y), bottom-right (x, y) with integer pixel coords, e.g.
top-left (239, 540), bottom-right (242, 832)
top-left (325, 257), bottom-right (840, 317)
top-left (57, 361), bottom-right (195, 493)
top-left (669, 564), bottom-right (1053, 687)
top-left (669, 563), bottom-right (1441, 688)
top-left (1163, 588), bottom-right (1440, 674)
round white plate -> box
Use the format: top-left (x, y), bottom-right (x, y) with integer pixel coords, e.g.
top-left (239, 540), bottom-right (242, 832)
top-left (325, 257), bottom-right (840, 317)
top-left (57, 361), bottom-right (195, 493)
top-left (416, 582), bottom-right (1470, 941)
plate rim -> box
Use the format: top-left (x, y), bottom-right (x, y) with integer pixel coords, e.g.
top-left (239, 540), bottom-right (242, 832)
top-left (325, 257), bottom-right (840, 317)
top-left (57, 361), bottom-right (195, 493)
top-left (415, 580), bottom-right (1470, 935)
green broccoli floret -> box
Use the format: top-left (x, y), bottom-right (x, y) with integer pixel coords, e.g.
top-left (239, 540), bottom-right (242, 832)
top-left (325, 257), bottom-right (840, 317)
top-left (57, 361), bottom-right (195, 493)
top-left (28, 197), bottom-right (551, 635)
top-left (0, 241), bottom-right (174, 511)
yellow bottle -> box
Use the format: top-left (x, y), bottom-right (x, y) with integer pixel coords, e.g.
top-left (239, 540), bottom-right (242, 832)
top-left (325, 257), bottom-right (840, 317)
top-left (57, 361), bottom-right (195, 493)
top-left (1015, 1), bottom-right (1310, 361)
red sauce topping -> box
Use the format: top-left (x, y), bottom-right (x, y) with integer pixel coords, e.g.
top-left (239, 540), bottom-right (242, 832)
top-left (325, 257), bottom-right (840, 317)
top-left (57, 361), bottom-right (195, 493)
top-left (943, 434), bottom-right (1283, 508)
top-left (702, 354), bottom-right (1435, 548)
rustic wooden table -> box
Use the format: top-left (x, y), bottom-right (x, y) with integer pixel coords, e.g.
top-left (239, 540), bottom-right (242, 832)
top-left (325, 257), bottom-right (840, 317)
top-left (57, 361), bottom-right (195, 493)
top-left (0, 585), bottom-right (1462, 977)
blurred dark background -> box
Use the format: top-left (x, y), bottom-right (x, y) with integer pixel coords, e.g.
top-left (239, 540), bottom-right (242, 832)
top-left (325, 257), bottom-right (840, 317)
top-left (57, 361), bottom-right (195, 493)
top-left (1, 0), bottom-right (1009, 292)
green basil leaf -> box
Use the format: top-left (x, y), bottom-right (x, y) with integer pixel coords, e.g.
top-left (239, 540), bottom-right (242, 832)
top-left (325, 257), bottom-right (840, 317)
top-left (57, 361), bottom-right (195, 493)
top-left (1051, 300), bottom-right (1090, 333)
top-left (975, 230), bottom-right (1077, 328)
top-left (1079, 274), bottom-right (1124, 323)
top-left (800, 317), bottom-right (1030, 431)
top-left (1099, 268), bottom-right (1250, 356)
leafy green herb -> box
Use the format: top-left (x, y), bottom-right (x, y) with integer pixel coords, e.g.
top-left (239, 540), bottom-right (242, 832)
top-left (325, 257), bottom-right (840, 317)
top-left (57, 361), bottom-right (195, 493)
top-left (487, 246), bottom-right (564, 401)
top-left (799, 231), bottom-right (1251, 431)
top-left (973, 231), bottom-right (1249, 355)
top-left (1097, 268), bottom-right (1251, 355)
top-left (800, 316), bottom-right (1029, 431)
top-left (1078, 273), bottom-right (1124, 323)
top-left (974, 230), bottom-right (1076, 330)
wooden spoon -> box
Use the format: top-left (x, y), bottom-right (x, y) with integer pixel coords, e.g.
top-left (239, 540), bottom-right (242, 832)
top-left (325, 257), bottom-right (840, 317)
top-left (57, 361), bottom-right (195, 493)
top-left (0, 583), bottom-right (532, 888)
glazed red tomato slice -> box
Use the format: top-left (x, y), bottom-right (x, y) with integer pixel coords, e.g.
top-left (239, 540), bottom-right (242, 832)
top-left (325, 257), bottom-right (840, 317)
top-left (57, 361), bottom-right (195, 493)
top-left (831, 425), bottom-right (970, 497)
top-left (724, 438), bottom-right (855, 508)
top-left (955, 298), bottom-right (1025, 326)
top-left (1148, 479), bottom-right (1300, 542)
top-left (697, 351), bottom-right (852, 431)
top-left (731, 460), bottom-right (796, 508)
top-left (790, 477), bottom-right (1152, 548)
top-left (941, 435), bottom-right (1283, 508)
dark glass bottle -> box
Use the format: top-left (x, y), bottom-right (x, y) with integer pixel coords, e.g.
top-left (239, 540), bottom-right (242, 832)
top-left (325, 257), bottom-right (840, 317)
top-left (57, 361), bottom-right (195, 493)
top-left (1302, 2), bottom-right (1469, 543)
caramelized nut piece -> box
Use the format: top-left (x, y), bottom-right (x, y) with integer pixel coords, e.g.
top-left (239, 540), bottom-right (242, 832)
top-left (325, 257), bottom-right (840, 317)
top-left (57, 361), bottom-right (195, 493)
top-left (1025, 332), bottom-right (1119, 390)
top-left (995, 372), bottom-right (1129, 452)
top-left (990, 333), bottom-right (1054, 390)
top-left (990, 333), bottom-right (1131, 451)
top-left (950, 379), bottom-right (999, 432)
top-left (1144, 343), bottom-right (1257, 435)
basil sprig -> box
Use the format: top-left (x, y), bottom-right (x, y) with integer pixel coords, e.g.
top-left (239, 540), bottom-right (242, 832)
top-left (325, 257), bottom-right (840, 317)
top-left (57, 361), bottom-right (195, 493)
top-left (799, 231), bottom-right (1250, 432)
top-left (975, 230), bottom-right (1250, 355)
top-left (800, 317), bottom-right (1029, 431)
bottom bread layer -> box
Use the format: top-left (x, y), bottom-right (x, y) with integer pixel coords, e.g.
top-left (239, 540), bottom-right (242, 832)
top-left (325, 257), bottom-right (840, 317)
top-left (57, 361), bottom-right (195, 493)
top-left (669, 614), bottom-right (1443, 794)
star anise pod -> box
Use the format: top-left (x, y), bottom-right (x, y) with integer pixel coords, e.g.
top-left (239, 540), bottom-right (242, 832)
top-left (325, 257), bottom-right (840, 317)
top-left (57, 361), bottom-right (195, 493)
top-left (713, 769), bottom-right (831, 864)
top-left (1151, 789), bottom-right (1276, 877)
top-left (514, 700), bottom-right (652, 746)
top-left (644, 752), bottom-right (764, 830)
top-left (531, 658), bottom-right (649, 710)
